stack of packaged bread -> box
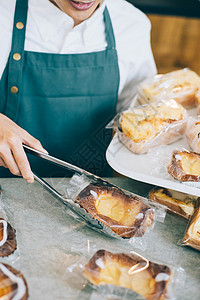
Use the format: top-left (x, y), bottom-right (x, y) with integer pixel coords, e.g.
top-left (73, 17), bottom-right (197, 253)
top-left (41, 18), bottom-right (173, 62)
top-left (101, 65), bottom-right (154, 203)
top-left (114, 68), bottom-right (200, 183)
top-left (112, 68), bottom-right (200, 252)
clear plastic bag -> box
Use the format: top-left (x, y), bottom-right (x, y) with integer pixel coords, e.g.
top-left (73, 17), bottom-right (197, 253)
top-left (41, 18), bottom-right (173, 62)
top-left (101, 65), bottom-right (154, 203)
top-left (108, 99), bottom-right (188, 154)
top-left (50, 173), bottom-right (166, 249)
top-left (0, 197), bottom-right (19, 262)
top-left (167, 148), bottom-right (200, 183)
top-left (137, 68), bottom-right (200, 109)
top-left (148, 187), bottom-right (199, 219)
top-left (0, 262), bottom-right (28, 299)
top-left (179, 198), bottom-right (200, 251)
top-left (64, 248), bottom-right (185, 300)
top-left (0, 190), bottom-right (28, 299)
top-left (185, 116), bottom-right (200, 153)
top-left (194, 88), bottom-right (200, 114)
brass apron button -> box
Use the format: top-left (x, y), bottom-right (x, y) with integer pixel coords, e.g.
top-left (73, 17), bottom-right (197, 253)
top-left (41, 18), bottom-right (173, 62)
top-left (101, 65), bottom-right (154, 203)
top-left (11, 86), bottom-right (19, 94)
top-left (13, 53), bottom-right (21, 61)
top-left (16, 22), bottom-right (24, 29)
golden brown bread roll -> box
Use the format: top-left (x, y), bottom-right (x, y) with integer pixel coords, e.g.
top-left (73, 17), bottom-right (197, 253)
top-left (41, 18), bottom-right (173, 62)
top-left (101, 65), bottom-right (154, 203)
top-left (118, 100), bottom-right (187, 154)
top-left (75, 184), bottom-right (154, 238)
top-left (83, 250), bottom-right (171, 300)
top-left (149, 188), bottom-right (197, 219)
top-left (0, 263), bottom-right (28, 299)
top-left (167, 150), bottom-right (200, 181)
top-left (0, 218), bottom-right (17, 257)
top-left (182, 200), bottom-right (200, 251)
top-left (138, 69), bottom-right (200, 108)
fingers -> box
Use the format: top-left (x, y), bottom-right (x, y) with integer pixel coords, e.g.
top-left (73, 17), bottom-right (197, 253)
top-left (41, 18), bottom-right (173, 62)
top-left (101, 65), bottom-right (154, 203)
top-left (0, 145), bottom-right (21, 176)
top-left (11, 143), bottom-right (34, 183)
top-left (0, 143), bottom-right (34, 183)
top-left (21, 129), bottom-right (48, 154)
top-left (0, 158), bottom-right (7, 168)
top-left (0, 114), bottom-right (48, 182)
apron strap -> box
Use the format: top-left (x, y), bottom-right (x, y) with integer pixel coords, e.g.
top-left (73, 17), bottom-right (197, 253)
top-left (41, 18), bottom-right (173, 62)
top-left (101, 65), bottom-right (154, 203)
top-left (104, 6), bottom-right (116, 50)
top-left (4, 0), bottom-right (28, 121)
top-left (5, 2), bottom-right (115, 120)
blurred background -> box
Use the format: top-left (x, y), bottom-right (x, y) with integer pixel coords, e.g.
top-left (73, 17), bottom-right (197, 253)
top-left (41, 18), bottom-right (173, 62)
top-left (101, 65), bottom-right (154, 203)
top-left (127, 0), bottom-right (200, 74)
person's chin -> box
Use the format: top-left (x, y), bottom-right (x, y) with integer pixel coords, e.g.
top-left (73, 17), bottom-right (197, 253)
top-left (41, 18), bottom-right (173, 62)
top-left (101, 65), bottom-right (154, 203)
top-left (68, 0), bottom-right (101, 24)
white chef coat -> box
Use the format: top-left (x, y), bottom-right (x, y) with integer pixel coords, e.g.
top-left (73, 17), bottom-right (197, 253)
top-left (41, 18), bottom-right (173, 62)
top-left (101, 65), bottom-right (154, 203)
top-left (0, 0), bottom-right (157, 112)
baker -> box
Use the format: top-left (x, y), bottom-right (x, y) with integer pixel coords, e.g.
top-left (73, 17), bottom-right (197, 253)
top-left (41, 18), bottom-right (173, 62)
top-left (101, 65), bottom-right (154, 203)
top-left (0, 0), bottom-right (156, 182)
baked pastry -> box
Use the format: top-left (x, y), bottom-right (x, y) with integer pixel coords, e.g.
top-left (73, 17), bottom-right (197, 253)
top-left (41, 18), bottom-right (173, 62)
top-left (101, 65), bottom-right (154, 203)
top-left (185, 117), bottom-right (200, 153)
top-left (118, 99), bottom-right (187, 154)
top-left (194, 88), bottom-right (200, 114)
top-left (149, 188), bottom-right (197, 219)
top-left (138, 69), bottom-right (200, 108)
top-left (83, 250), bottom-right (171, 300)
top-left (0, 218), bottom-right (17, 257)
top-left (75, 184), bottom-right (154, 238)
top-left (167, 150), bottom-right (200, 181)
top-left (0, 263), bottom-right (28, 299)
top-left (181, 200), bottom-right (200, 251)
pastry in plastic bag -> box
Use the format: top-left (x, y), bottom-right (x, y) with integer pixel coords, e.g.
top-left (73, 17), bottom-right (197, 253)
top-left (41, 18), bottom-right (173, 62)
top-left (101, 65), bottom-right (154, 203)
top-left (181, 199), bottom-right (200, 251)
top-left (83, 249), bottom-right (171, 300)
top-left (0, 263), bottom-right (28, 299)
top-left (185, 116), bottom-right (200, 153)
top-left (149, 188), bottom-right (197, 219)
top-left (75, 184), bottom-right (154, 238)
top-left (0, 218), bottom-right (17, 257)
top-left (167, 150), bottom-right (200, 181)
top-left (195, 89), bottom-right (200, 114)
top-left (118, 99), bottom-right (187, 154)
top-left (138, 69), bottom-right (200, 108)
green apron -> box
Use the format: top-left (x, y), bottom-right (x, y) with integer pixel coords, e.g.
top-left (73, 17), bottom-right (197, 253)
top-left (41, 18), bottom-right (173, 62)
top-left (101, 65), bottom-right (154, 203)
top-left (0, 0), bottom-right (119, 177)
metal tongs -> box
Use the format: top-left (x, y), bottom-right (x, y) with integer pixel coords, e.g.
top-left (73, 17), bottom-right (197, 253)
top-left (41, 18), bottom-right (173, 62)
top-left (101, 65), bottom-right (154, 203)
top-left (23, 145), bottom-right (155, 238)
top-left (23, 145), bottom-right (112, 230)
top-left (23, 145), bottom-right (110, 185)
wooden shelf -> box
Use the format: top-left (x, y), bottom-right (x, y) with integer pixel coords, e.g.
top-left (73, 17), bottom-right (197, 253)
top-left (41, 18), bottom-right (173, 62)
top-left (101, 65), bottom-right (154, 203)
top-left (148, 15), bottom-right (200, 74)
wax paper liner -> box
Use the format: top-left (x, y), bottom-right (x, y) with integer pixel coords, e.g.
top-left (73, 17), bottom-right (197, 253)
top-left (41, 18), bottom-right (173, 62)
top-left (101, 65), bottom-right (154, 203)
top-left (48, 173), bottom-right (166, 251)
top-left (60, 246), bottom-right (185, 300)
top-left (137, 68), bottom-right (200, 109)
top-left (107, 99), bottom-right (188, 154)
top-left (179, 198), bottom-right (200, 251)
top-left (148, 187), bottom-right (199, 219)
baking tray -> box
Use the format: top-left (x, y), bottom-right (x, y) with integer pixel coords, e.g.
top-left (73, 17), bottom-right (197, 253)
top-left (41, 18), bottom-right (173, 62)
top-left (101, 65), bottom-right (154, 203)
top-left (106, 109), bottom-right (200, 197)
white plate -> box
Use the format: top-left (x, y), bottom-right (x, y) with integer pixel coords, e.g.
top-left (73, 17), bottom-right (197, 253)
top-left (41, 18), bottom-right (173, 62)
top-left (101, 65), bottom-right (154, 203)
top-left (106, 110), bottom-right (200, 197)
